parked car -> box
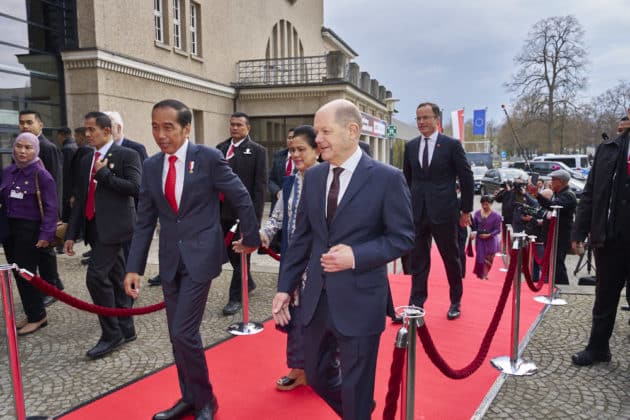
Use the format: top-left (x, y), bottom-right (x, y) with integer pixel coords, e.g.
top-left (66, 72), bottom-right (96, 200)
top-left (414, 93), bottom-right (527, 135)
top-left (510, 160), bottom-right (586, 181)
top-left (479, 168), bottom-right (529, 196)
top-left (531, 154), bottom-right (590, 175)
top-left (472, 166), bottom-right (487, 194)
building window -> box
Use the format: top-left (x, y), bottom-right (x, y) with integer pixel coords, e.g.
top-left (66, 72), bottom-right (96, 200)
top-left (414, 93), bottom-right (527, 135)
top-left (154, 0), bottom-right (164, 43)
top-left (190, 2), bottom-right (200, 55)
top-left (173, 0), bottom-right (181, 49)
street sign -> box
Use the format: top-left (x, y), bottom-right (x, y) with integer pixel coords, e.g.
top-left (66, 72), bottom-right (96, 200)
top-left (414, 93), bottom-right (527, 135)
top-left (386, 124), bottom-right (397, 138)
top-left (501, 151), bottom-right (507, 159)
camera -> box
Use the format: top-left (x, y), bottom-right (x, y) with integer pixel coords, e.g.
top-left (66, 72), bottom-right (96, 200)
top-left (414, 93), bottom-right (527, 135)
top-left (515, 202), bottom-right (544, 218)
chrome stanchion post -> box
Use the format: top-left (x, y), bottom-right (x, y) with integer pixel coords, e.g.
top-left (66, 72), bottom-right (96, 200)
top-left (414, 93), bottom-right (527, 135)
top-left (490, 234), bottom-right (537, 376)
top-left (527, 235), bottom-right (537, 278)
top-left (534, 205), bottom-right (567, 305)
top-left (227, 251), bottom-right (264, 335)
top-left (500, 224), bottom-right (513, 272)
top-left (395, 305), bottom-right (425, 420)
top-left (1, 264), bottom-right (27, 420)
top-left (394, 322), bottom-right (409, 420)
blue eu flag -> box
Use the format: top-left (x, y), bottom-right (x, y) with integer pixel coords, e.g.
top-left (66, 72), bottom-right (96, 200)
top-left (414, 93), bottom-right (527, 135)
top-left (473, 109), bottom-right (486, 136)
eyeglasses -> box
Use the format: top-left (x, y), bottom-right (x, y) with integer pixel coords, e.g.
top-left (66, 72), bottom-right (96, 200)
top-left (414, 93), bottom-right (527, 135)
top-left (415, 116), bottom-right (436, 122)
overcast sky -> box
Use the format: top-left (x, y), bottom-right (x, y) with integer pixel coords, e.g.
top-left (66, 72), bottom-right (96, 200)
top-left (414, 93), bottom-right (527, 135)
top-left (324, 0), bottom-right (630, 128)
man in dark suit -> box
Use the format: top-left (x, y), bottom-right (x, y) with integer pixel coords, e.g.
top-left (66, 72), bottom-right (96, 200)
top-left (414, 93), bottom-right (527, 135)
top-left (272, 99), bottom-right (414, 419)
top-left (403, 102), bottom-right (474, 320)
top-left (106, 111), bottom-right (149, 162)
top-left (268, 128), bottom-right (294, 213)
top-left (56, 127), bottom-right (78, 224)
top-left (18, 110), bottom-right (64, 301)
top-left (125, 99), bottom-right (260, 420)
top-left (64, 111), bottom-right (142, 359)
top-left (216, 112), bottom-right (267, 316)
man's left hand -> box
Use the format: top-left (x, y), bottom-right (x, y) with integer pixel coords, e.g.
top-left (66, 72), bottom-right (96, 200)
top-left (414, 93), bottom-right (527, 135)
top-left (459, 212), bottom-right (471, 227)
top-left (232, 240), bottom-right (257, 254)
top-left (321, 244), bottom-right (354, 272)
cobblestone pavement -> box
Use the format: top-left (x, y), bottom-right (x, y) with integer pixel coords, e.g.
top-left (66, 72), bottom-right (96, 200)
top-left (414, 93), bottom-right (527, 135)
top-left (1, 240), bottom-right (628, 419)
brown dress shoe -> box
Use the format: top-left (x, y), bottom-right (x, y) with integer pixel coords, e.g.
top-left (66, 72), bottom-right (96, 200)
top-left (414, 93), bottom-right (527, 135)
top-left (18, 317), bottom-right (48, 336)
top-left (15, 318), bottom-right (28, 329)
top-left (276, 368), bottom-right (307, 391)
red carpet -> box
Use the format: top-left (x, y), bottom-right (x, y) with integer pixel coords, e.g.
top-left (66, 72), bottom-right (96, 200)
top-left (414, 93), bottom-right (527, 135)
top-left (59, 252), bottom-right (544, 420)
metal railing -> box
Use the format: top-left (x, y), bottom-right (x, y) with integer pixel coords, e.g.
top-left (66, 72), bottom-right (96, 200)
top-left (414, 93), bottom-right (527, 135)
top-left (235, 55), bottom-right (337, 86)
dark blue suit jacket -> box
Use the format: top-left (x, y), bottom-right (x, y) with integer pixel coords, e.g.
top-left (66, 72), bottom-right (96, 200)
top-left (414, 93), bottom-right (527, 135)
top-left (278, 153), bottom-right (414, 336)
top-left (120, 137), bottom-right (149, 161)
top-left (126, 143), bottom-right (260, 282)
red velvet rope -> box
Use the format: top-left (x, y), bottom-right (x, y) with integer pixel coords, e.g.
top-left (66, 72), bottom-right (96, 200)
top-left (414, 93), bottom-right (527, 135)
top-left (260, 246), bottom-right (281, 261)
top-left (19, 271), bottom-right (165, 316)
top-left (416, 248), bottom-right (518, 379)
top-left (521, 217), bottom-right (556, 292)
top-left (383, 346), bottom-right (407, 420)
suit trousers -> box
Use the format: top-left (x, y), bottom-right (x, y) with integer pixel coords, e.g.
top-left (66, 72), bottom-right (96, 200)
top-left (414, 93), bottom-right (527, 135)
top-left (587, 241), bottom-right (630, 353)
top-left (162, 258), bottom-right (214, 410)
top-left (286, 302), bottom-right (305, 369)
top-left (85, 219), bottom-right (134, 341)
top-left (38, 243), bottom-right (62, 289)
top-left (221, 219), bottom-right (256, 302)
top-left (409, 220), bottom-right (463, 307)
top-left (303, 290), bottom-right (380, 420)
top-left (3, 218), bottom-right (46, 322)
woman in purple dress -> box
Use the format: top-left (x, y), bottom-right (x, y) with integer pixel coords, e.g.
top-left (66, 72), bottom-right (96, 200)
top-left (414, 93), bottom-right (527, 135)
top-left (470, 195), bottom-right (502, 279)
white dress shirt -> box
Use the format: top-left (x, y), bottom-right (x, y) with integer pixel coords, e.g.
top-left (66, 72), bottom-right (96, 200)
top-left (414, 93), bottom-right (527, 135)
top-left (162, 140), bottom-right (189, 208)
top-left (325, 146), bottom-right (363, 213)
top-left (417, 131), bottom-right (438, 168)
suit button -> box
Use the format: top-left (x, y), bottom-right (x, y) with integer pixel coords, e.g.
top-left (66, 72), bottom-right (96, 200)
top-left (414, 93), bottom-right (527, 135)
top-left (179, 240), bottom-right (183, 244)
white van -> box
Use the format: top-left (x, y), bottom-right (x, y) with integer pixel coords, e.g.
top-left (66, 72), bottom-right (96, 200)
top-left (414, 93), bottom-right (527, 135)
top-left (532, 154), bottom-right (590, 174)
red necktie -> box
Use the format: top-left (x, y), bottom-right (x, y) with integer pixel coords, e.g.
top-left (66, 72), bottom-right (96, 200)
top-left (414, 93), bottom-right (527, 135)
top-left (285, 157), bottom-right (293, 176)
top-left (84, 151), bottom-right (101, 221)
top-left (226, 144), bottom-right (235, 160)
top-left (627, 156), bottom-right (630, 176)
top-left (165, 155), bottom-right (178, 213)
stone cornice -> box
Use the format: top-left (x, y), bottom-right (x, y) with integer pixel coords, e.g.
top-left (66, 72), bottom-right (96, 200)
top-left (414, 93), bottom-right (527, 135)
top-left (238, 83), bottom-right (387, 112)
top-left (61, 49), bottom-right (235, 98)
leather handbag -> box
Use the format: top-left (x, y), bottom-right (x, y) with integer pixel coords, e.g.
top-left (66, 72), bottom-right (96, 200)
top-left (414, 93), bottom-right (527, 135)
top-left (35, 171), bottom-right (67, 248)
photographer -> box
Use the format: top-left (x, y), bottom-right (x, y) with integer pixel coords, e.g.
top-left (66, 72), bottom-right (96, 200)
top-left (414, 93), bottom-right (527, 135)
top-left (494, 176), bottom-right (528, 231)
top-left (511, 180), bottom-right (540, 233)
top-left (528, 169), bottom-right (577, 285)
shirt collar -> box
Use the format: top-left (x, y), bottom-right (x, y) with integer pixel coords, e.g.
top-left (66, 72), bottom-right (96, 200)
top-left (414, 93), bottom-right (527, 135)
top-left (422, 131), bottom-right (438, 142)
top-left (168, 139), bottom-right (189, 162)
top-left (331, 145), bottom-right (363, 175)
top-left (230, 136), bottom-right (247, 148)
top-left (96, 140), bottom-right (114, 156)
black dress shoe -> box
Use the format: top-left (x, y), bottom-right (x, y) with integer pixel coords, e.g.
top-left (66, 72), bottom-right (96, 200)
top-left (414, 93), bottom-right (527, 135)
top-left (148, 275), bottom-right (162, 286)
top-left (571, 349), bottom-right (611, 366)
top-left (390, 315), bottom-right (403, 324)
top-left (123, 333), bottom-right (137, 343)
top-left (447, 304), bottom-right (461, 320)
top-left (222, 301), bottom-right (242, 315)
top-left (153, 399), bottom-right (193, 420)
top-left (86, 337), bottom-right (125, 359)
top-left (43, 295), bottom-right (57, 307)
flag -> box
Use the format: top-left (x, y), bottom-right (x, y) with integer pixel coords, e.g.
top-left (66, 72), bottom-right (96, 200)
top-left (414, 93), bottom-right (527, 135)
top-left (451, 109), bottom-right (464, 141)
top-left (473, 109), bottom-right (486, 136)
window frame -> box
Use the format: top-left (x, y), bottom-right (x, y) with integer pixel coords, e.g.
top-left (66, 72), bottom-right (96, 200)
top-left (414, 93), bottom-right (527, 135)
top-left (190, 1), bottom-right (200, 56)
top-left (173, 0), bottom-right (182, 49)
top-left (153, 0), bottom-right (164, 43)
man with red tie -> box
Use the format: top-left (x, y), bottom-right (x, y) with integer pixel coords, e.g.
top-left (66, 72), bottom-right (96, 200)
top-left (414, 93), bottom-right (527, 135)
top-left (124, 100), bottom-right (260, 420)
top-left (571, 109), bottom-right (630, 366)
top-left (64, 111), bottom-right (142, 359)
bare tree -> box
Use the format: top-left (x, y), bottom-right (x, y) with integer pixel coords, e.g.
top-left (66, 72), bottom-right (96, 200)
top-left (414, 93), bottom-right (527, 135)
top-left (592, 80), bottom-right (630, 137)
top-left (506, 15), bottom-right (588, 152)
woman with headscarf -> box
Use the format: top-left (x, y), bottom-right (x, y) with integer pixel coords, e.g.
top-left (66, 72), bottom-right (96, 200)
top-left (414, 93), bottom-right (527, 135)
top-left (470, 195), bottom-right (502, 280)
top-left (234, 125), bottom-right (320, 391)
top-left (1, 132), bottom-right (58, 335)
